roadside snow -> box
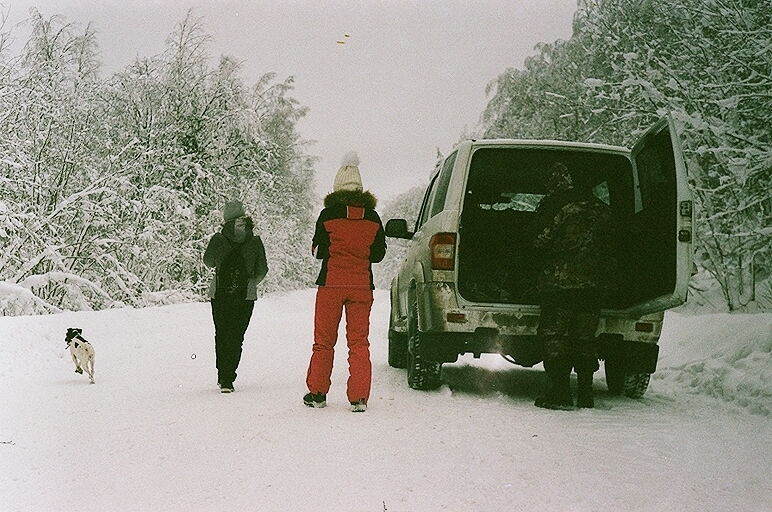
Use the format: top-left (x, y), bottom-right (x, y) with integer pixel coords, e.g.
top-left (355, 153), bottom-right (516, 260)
top-left (656, 309), bottom-right (772, 416)
top-left (1, 289), bottom-right (771, 511)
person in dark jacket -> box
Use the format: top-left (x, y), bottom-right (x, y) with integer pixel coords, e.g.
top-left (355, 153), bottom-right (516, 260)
top-left (203, 201), bottom-right (268, 393)
top-left (533, 163), bottom-right (619, 409)
top-left (304, 151), bottom-right (386, 412)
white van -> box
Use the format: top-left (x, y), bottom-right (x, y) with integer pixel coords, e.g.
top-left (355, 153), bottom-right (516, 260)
top-left (385, 115), bottom-right (693, 397)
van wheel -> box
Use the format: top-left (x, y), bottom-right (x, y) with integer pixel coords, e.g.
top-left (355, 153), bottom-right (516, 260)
top-left (622, 373), bottom-right (650, 398)
top-left (388, 319), bottom-right (408, 369)
top-left (406, 300), bottom-right (442, 390)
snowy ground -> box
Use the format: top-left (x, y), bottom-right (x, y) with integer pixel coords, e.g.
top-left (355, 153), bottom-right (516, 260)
top-left (1, 288), bottom-right (771, 511)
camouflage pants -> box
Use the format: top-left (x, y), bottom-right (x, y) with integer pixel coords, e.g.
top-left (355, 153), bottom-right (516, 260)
top-left (538, 289), bottom-right (601, 373)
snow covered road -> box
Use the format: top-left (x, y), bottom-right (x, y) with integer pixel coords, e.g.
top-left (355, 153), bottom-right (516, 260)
top-left (2, 289), bottom-right (771, 511)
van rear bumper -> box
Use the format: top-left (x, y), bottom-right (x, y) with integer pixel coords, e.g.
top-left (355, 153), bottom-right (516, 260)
top-left (419, 330), bottom-right (660, 373)
top-left (416, 281), bottom-right (663, 371)
top-left (418, 282), bottom-right (664, 341)
top-left (417, 282), bottom-right (541, 335)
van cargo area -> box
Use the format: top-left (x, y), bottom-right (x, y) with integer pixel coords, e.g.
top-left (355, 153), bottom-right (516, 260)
top-left (457, 144), bottom-right (678, 311)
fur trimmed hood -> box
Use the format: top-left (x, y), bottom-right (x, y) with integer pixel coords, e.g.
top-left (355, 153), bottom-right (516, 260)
top-left (324, 189), bottom-right (377, 209)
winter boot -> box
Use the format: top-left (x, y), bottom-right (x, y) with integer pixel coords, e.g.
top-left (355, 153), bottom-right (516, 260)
top-left (535, 360), bottom-right (574, 410)
top-left (576, 372), bottom-right (594, 408)
top-left (350, 399), bottom-right (367, 413)
top-left (534, 372), bottom-right (559, 409)
top-left (303, 392), bottom-right (327, 408)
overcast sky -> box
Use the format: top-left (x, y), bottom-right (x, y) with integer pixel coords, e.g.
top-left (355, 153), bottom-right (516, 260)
top-left (3, 0), bottom-right (578, 200)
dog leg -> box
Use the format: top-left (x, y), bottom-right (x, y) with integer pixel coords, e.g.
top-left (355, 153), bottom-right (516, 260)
top-left (70, 351), bottom-right (83, 373)
top-left (87, 356), bottom-right (95, 384)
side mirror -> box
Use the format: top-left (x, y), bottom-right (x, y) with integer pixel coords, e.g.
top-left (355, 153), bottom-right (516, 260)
top-left (385, 218), bottom-right (413, 239)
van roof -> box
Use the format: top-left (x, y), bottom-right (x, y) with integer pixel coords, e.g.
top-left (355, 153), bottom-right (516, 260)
top-left (465, 138), bottom-right (630, 154)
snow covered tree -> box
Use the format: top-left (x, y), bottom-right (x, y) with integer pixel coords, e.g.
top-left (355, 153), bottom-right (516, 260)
top-left (98, 12), bottom-right (318, 300)
top-left (0, 10), bottom-right (316, 315)
top-left (239, 72), bottom-right (317, 292)
top-left (0, 9), bottom-right (118, 313)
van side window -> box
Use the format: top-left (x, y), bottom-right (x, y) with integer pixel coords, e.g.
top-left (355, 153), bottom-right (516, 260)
top-left (429, 151), bottom-right (457, 217)
top-left (415, 171), bottom-right (440, 232)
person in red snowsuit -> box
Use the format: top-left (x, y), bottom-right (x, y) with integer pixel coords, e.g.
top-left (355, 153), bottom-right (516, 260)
top-left (304, 151), bottom-right (386, 412)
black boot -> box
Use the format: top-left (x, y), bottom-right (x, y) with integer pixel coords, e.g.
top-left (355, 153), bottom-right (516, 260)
top-left (536, 360), bottom-right (574, 410)
top-left (534, 372), bottom-right (557, 409)
top-left (576, 372), bottom-right (594, 408)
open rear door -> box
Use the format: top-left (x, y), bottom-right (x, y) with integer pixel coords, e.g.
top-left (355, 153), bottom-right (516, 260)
top-left (622, 114), bottom-right (693, 316)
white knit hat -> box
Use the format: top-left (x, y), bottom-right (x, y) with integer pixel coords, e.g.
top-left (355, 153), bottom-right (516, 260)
top-left (333, 151), bottom-right (363, 192)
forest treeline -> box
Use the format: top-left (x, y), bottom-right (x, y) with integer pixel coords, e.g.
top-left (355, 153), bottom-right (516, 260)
top-left (480, 0), bottom-right (771, 310)
top-left (1, 11), bottom-right (317, 314)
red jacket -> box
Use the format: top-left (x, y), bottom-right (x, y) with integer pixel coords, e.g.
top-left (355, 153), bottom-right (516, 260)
top-left (312, 190), bottom-right (386, 289)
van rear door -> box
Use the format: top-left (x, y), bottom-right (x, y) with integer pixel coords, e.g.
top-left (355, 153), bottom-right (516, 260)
top-left (622, 114), bottom-right (693, 316)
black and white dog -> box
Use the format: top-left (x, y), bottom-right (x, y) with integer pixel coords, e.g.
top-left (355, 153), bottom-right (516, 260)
top-left (65, 328), bottom-right (95, 384)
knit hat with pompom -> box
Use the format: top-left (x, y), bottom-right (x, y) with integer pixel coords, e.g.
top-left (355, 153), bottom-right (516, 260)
top-left (333, 151), bottom-right (363, 192)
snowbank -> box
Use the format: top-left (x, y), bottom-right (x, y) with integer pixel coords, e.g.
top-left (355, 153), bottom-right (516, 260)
top-left (656, 309), bottom-right (772, 416)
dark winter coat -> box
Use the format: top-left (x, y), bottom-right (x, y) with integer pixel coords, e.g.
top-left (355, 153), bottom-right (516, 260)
top-left (312, 189), bottom-right (386, 289)
top-left (533, 192), bottom-right (619, 296)
top-left (204, 218), bottom-right (268, 300)
top-left (533, 188), bottom-right (584, 236)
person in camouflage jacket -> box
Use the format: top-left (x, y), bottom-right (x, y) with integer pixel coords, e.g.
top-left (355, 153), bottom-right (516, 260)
top-left (533, 163), bottom-right (620, 409)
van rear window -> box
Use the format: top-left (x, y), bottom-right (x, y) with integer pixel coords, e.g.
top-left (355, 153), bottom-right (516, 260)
top-left (478, 192), bottom-right (545, 212)
top-left (465, 147), bottom-right (631, 212)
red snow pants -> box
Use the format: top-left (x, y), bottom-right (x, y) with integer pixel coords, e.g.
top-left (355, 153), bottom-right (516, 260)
top-left (306, 286), bottom-right (373, 403)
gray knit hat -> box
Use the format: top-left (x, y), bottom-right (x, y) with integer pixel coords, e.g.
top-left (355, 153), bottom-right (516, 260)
top-left (222, 201), bottom-right (246, 223)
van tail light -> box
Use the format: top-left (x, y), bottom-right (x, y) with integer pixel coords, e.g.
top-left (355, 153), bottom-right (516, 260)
top-left (446, 312), bottom-right (466, 323)
top-left (635, 322), bottom-right (654, 333)
top-left (430, 233), bottom-right (456, 270)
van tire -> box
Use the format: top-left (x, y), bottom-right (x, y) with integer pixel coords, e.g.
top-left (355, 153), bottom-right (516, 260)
top-left (406, 300), bottom-right (442, 390)
top-left (605, 359), bottom-right (651, 398)
top-left (622, 373), bottom-right (650, 398)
